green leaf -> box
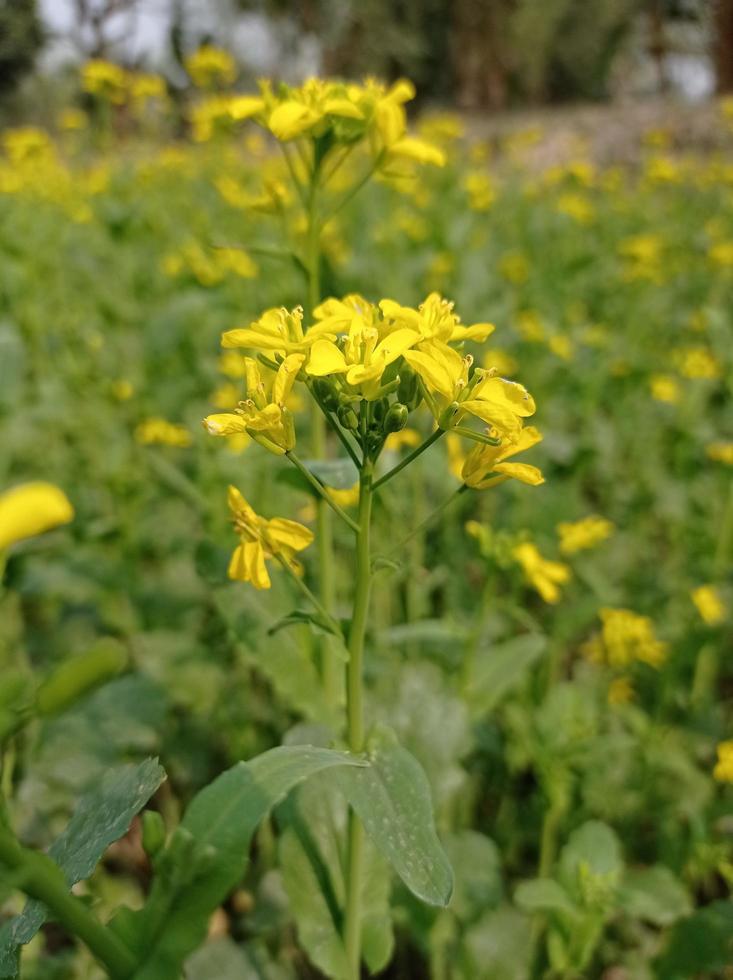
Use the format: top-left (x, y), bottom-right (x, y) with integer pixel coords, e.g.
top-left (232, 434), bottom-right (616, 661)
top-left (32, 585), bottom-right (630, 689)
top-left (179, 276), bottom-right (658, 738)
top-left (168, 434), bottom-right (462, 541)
top-left (184, 937), bottom-right (288, 980)
top-left (619, 866), bottom-right (692, 926)
top-left (267, 609), bottom-right (344, 644)
top-left (467, 633), bottom-right (546, 714)
top-left (36, 639), bottom-right (128, 718)
top-left (443, 831), bottom-right (503, 925)
top-left (278, 775), bottom-right (393, 979)
top-left (0, 759), bottom-right (165, 977)
top-left (557, 820), bottom-right (623, 908)
top-left (655, 901), bottom-right (733, 979)
top-left (119, 746), bottom-right (366, 980)
top-left (462, 905), bottom-right (532, 980)
top-left (335, 730), bottom-right (453, 907)
top-left (514, 879), bottom-right (579, 919)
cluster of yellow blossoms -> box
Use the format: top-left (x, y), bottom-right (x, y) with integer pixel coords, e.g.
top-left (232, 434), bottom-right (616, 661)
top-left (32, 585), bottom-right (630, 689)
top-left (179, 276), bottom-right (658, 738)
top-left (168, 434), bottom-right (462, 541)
top-left (81, 60), bottom-right (167, 107)
top-left (557, 515), bottom-right (614, 554)
top-left (184, 45), bottom-right (237, 89)
top-left (190, 77), bottom-right (445, 177)
top-left (204, 293), bottom-right (542, 474)
top-left (583, 608), bottom-right (668, 669)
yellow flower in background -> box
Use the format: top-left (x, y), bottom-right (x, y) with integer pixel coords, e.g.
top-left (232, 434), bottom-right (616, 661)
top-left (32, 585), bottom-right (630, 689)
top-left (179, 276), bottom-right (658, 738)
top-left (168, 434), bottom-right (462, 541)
top-left (185, 45), bottom-right (237, 88)
top-left (58, 108), bottom-right (88, 131)
top-left (557, 515), bottom-right (614, 554)
top-left (218, 351), bottom-right (246, 379)
top-left (674, 346), bottom-right (722, 380)
top-left (596, 608), bottom-right (667, 668)
top-left (649, 374), bottom-right (681, 404)
top-left (713, 741), bottom-right (733, 783)
top-left (556, 193), bottom-right (594, 224)
top-left (513, 542), bottom-right (570, 604)
top-left (385, 428), bottom-right (422, 452)
top-left (464, 172), bottom-right (495, 211)
top-left (691, 585), bottom-right (727, 626)
top-left (608, 676), bottom-right (634, 706)
top-left (329, 485), bottom-right (360, 508)
top-left (129, 72), bottom-right (167, 105)
top-left (483, 349), bottom-right (518, 377)
top-left (462, 427), bottom-right (544, 490)
top-left (111, 379), bottom-right (134, 402)
top-left (227, 485), bottom-right (313, 589)
top-left (707, 441), bottom-right (733, 465)
top-left (0, 483), bottom-right (74, 551)
top-left (709, 241), bottom-right (733, 267)
top-left (516, 310), bottom-right (545, 342)
top-left (135, 418), bottom-right (192, 448)
top-left (81, 60), bottom-right (128, 104)
top-left (499, 252), bottom-right (529, 284)
top-left (547, 334), bottom-right (574, 361)
top-left (204, 355), bottom-right (303, 454)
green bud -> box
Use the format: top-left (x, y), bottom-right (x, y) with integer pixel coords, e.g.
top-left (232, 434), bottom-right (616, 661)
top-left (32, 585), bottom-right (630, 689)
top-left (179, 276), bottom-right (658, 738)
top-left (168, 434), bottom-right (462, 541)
top-left (141, 810), bottom-right (166, 858)
top-left (383, 403), bottom-right (409, 433)
top-left (337, 404), bottom-right (359, 430)
top-left (312, 378), bottom-right (339, 412)
top-left (438, 401), bottom-right (460, 430)
top-left (372, 398), bottom-right (389, 423)
top-left (397, 367), bottom-right (419, 406)
top-left (36, 639), bottom-right (127, 718)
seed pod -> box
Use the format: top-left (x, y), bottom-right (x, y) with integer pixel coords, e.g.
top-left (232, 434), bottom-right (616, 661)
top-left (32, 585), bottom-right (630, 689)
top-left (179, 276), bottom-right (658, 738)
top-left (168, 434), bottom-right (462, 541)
top-left (337, 404), bottom-right (359, 430)
top-left (383, 402), bottom-right (409, 433)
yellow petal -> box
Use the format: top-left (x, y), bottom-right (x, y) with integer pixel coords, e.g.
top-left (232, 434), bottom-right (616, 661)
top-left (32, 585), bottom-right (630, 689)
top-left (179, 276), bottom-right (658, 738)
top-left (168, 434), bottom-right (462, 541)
top-left (403, 348), bottom-right (454, 400)
top-left (323, 98), bottom-right (363, 119)
top-left (493, 462), bottom-right (545, 486)
top-left (268, 101), bottom-right (321, 140)
top-left (227, 96), bottom-right (264, 120)
top-left (458, 399), bottom-right (523, 438)
top-left (387, 137), bottom-right (445, 167)
top-left (273, 353), bottom-right (305, 405)
top-left (385, 79), bottom-right (416, 104)
top-left (306, 339), bottom-right (349, 376)
top-left (373, 328), bottom-right (420, 365)
top-left (266, 517), bottom-right (314, 553)
top-left (451, 322), bottom-right (496, 342)
top-left (221, 328), bottom-right (289, 352)
top-left (245, 539), bottom-right (271, 589)
top-left (473, 377), bottom-right (536, 417)
top-left (0, 482), bottom-right (74, 551)
top-left (203, 413), bottom-right (248, 436)
top-left (227, 542), bottom-right (248, 581)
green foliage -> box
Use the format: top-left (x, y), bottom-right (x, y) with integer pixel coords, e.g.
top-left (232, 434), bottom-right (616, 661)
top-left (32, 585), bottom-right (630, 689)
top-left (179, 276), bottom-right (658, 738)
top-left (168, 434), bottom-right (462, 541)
top-left (0, 0), bottom-right (43, 99)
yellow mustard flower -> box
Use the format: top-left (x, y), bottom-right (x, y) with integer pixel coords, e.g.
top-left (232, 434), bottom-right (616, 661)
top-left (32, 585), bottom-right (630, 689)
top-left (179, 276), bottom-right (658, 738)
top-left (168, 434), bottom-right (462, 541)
top-left (81, 60), bottom-right (128, 104)
top-left (135, 418), bottom-right (191, 447)
top-left (204, 355), bottom-right (303, 454)
top-left (111, 379), bottom-right (134, 402)
top-left (185, 45), bottom-right (237, 88)
top-left (714, 741), bottom-right (733, 782)
top-left (385, 428), bottom-right (422, 452)
top-left (649, 374), bottom-right (681, 404)
top-left (513, 542), bottom-right (571, 604)
top-left (221, 305), bottom-right (332, 357)
top-left (129, 72), bottom-right (167, 105)
top-left (499, 252), bottom-right (529, 284)
top-left (595, 608), bottom-right (667, 669)
top-left (691, 585), bottom-right (727, 626)
top-left (556, 193), bottom-right (594, 224)
top-left (674, 346), bottom-right (722, 380)
top-left (707, 441), bottom-right (733, 465)
top-left (58, 108), bottom-right (88, 131)
top-left (464, 172), bottom-right (495, 211)
top-left (0, 483), bottom-right (74, 552)
top-left (557, 515), bottom-right (614, 555)
top-left (483, 348), bottom-right (518, 377)
top-left (462, 427), bottom-right (544, 490)
top-left (227, 485), bottom-right (313, 590)
top-left (709, 242), bottom-right (733, 267)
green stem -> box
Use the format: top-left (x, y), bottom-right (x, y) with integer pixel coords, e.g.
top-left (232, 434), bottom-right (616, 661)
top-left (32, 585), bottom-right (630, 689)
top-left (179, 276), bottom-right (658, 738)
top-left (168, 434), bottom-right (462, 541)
top-left (0, 830), bottom-right (136, 978)
top-left (388, 486), bottom-right (467, 559)
top-left (309, 385), bottom-right (362, 467)
top-left (714, 479), bottom-right (733, 577)
top-left (324, 151), bottom-right (385, 224)
top-left (343, 464), bottom-right (374, 978)
top-left (372, 428), bottom-right (445, 490)
top-left (276, 555), bottom-right (343, 638)
top-left (286, 452), bottom-right (360, 533)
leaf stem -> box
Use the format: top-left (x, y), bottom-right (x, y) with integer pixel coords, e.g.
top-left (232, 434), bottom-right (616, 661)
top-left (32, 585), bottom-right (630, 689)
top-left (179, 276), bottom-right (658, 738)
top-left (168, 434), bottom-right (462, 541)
top-left (0, 829), bottom-right (137, 979)
top-left (372, 428), bottom-right (445, 491)
top-left (343, 462), bottom-right (373, 978)
top-left (387, 485), bottom-right (468, 558)
top-left (275, 556), bottom-right (344, 638)
top-left (286, 452), bottom-right (360, 533)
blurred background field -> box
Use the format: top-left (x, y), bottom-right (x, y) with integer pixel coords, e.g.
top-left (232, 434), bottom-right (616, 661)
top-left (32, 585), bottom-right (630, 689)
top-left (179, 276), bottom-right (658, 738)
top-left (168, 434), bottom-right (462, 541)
top-left (1, 1), bottom-right (733, 978)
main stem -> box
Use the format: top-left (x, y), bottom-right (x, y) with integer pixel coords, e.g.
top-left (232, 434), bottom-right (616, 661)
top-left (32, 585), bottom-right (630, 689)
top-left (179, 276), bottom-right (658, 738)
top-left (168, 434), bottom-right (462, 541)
top-left (343, 463), bottom-right (373, 978)
top-left (304, 164), bottom-right (340, 709)
top-left (0, 831), bottom-right (136, 978)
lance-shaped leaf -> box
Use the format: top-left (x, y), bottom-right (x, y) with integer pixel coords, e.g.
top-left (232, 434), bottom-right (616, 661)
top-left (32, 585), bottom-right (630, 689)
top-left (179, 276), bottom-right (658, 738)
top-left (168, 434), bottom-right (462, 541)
top-left (334, 730), bottom-right (453, 907)
top-left (0, 758), bottom-right (166, 977)
top-left (116, 745), bottom-right (366, 980)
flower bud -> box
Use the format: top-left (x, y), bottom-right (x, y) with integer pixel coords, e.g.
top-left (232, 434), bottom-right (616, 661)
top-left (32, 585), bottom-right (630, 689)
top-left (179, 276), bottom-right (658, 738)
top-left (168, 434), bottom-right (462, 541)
top-left (337, 404), bottom-right (359, 430)
top-left (383, 402), bottom-right (409, 433)
top-left (312, 378), bottom-right (340, 412)
top-left (397, 367), bottom-right (419, 406)
top-left (142, 810), bottom-right (166, 858)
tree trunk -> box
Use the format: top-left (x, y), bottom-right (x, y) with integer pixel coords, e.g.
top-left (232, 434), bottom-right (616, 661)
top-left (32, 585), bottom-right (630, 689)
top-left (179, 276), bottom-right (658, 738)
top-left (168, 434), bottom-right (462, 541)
top-left (714, 0), bottom-right (733, 94)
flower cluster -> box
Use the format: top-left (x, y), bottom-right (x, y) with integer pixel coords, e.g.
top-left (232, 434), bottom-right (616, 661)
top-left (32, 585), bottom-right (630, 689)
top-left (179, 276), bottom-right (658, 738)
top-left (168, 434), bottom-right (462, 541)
top-left (81, 60), bottom-right (167, 108)
top-left (203, 293), bottom-right (542, 479)
top-left (556, 515), bottom-right (615, 554)
top-left (189, 77), bottom-right (445, 178)
top-left (184, 45), bottom-right (237, 89)
top-left (582, 608), bottom-right (668, 669)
